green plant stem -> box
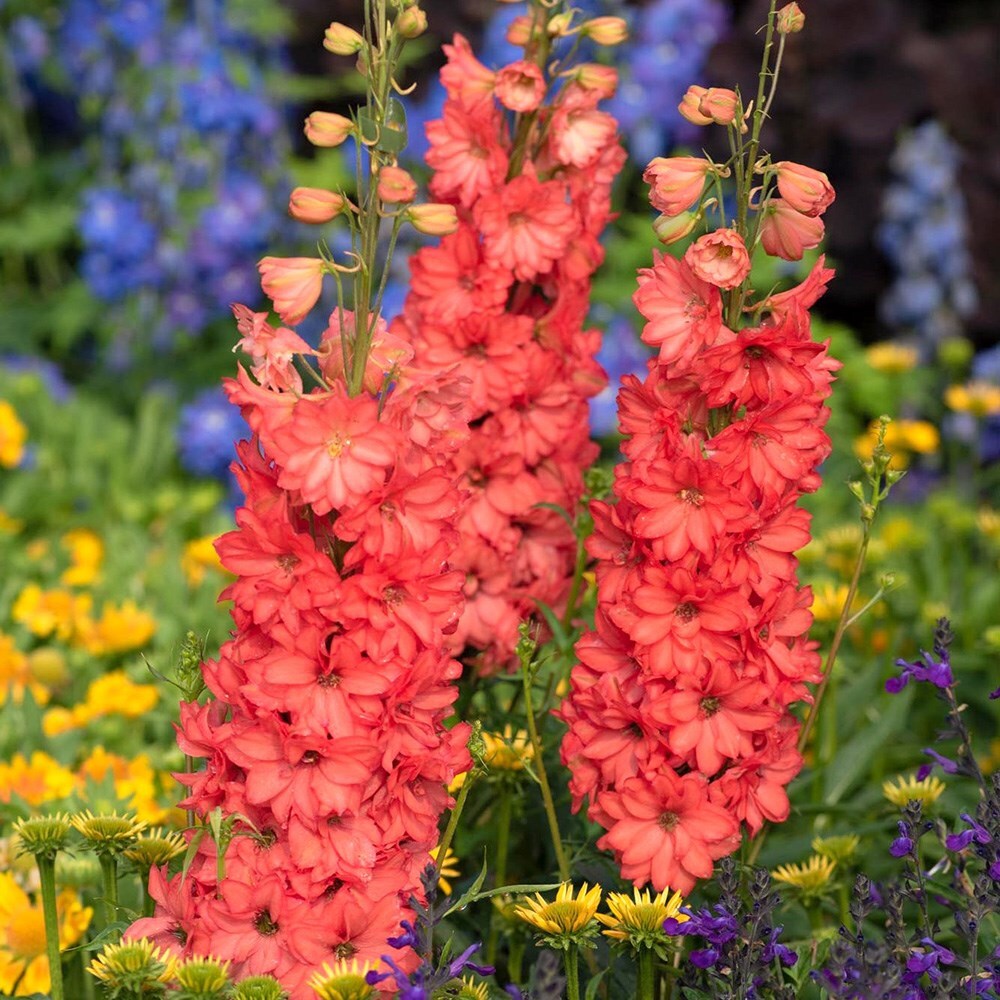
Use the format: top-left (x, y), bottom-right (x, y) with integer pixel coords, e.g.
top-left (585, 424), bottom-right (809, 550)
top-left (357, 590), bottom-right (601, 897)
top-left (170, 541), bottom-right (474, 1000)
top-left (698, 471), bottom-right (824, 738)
top-left (37, 855), bottom-right (65, 1000)
top-left (564, 945), bottom-right (581, 1000)
top-left (638, 948), bottom-right (656, 1000)
top-left (98, 855), bottom-right (120, 929)
top-left (560, 527), bottom-right (589, 630)
top-left (435, 772), bottom-right (474, 880)
top-left (487, 787), bottom-right (513, 964)
top-left (508, 936), bottom-right (525, 984)
top-left (521, 666), bottom-right (570, 882)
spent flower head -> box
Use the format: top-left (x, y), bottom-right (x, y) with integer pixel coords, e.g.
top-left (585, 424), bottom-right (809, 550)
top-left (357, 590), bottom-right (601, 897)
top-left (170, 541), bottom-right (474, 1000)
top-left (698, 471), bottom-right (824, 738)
top-left (123, 827), bottom-right (187, 869)
top-left (812, 834), bottom-right (861, 864)
top-left (229, 977), bottom-right (289, 1000)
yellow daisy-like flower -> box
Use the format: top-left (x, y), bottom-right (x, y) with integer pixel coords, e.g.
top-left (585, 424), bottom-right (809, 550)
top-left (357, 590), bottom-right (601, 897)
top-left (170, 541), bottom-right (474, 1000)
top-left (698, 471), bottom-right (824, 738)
top-left (945, 380), bottom-right (1000, 418)
top-left (59, 528), bottom-right (104, 587)
top-left (124, 827), bottom-right (187, 869)
top-left (0, 752), bottom-right (78, 808)
top-left (78, 748), bottom-right (174, 826)
top-left (811, 834), bottom-right (860, 864)
top-left (0, 631), bottom-right (49, 708)
top-left (882, 774), bottom-right (946, 809)
top-left (181, 534), bottom-right (227, 588)
top-left (809, 582), bottom-right (864, 623)
top-left (482, 725), bottom-right (534, 772)
top-left (853, 419), bottom-right (940, 470)
top-left (75, 600), bottom-right (157, 655)
top-left (771, 855), bottom-right (836, 896)
top-left (429, 845), bottom-right (461, 896)
top-left (0, 401), bottom-right (27, 469)
top-left (88, 938), bottom-right (174, 991)
top-left (308, 958), bottom-right (376, 1000)
top-left (596, 887), bottom-right (687, 951)
top-left (70, 810), bottom-right (147, 855)
top-left (81, 670), bottom-right (160, 720)
top-left (864, 341), bottom-right (919, 374)
top-left (514, 882), bottom-right (602, 940)
top-left (11, 584), bottom-right (92, 642)
top-left (0, 871), bottom-right (92, 997)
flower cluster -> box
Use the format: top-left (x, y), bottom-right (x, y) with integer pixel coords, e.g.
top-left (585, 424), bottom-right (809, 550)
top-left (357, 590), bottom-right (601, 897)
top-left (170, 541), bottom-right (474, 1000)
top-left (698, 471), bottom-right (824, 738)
top-left (876, 120), bottom-right (978, 349)
top-left (124, 10), bottom-right (472, 995)
top-left (394, 5), bottom-right (626, 670)
top-left (559, 12), bottom-right (839, 894)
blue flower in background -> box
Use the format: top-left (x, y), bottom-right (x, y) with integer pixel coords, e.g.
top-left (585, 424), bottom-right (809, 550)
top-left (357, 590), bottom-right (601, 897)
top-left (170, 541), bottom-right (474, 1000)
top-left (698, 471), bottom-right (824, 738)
top-left (876, 121), bottom-right (978, 348)
top-left (590, 313), bottom-right (652, 437)
top-left (176, 386), bottom-right (247, 481)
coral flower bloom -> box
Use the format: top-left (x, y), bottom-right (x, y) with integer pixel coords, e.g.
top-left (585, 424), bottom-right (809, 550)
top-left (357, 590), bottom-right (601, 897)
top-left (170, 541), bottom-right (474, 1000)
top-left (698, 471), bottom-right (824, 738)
top-left (684, 228), bottom-right (751, 289)
top-left (494, 60), bottom-right (546, 112)
top-left (773, 161), bottom-right (835, 217)
top-left (597, 770), bottom-right (740, 893)
top-left (643, 156), bottom-right (710, 217)
top-left (258, 257), bottom-right (325, 327)
top-left (759, 198), bottom-right (825, 261)
top-left (265, 388), bottom-right (400, 516)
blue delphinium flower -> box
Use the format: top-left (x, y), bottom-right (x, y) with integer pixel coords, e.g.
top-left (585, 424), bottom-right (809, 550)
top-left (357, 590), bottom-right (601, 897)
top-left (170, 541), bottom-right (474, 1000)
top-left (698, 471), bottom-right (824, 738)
top-left (176, 385), bottom-right (247, 481)
top-left (876, 121), bottom-right (978, 351)
top-left (590, 314), bottom-right (653, 437)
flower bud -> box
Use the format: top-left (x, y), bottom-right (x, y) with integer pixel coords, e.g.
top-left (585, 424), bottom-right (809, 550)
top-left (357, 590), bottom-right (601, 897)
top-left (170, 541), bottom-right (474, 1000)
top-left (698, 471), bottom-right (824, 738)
top-left (581, 16), bottom-right (628, 46)
top-left (573, 63), bottom-right (618, 99)
top-left (506, 15), bottom-right (534, 47)
top-left (396, 5), bottom-right (427, 39)
top-left (377, 166), bottom-right (417, 204)
top-left (547, 12), bottom-right (575, 37)
top-left (304, 111), bottom-right (354, 148)
top-left (288, 187), bottom-right (347, 224)
top-left (644, 156), bottom-right (710, 216)
top-left (406, 203), bottom-right (459, 236)
top-left (773, 161), bottom-right (835, 217)
top-left (776, 2), bottom-right (805, 34)
top-left (698, 87), bottom-right (739, 126)
top-left (258, 256), bottom-right (326, 325)
top-left (759, 198), bottom-right (825, 261)
top-left (678, 85), bottom-right (713, 126)
top-left (322, 22), bottom-right (364, 55)
top-left (652, 211), bottom-right (700, 245)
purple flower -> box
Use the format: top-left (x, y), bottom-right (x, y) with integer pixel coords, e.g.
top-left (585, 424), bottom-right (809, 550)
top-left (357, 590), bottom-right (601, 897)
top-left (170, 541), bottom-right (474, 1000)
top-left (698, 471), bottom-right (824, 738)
top-left (890, 821), bottom-right (915, 858)
top-left (447, 943), bottom-right (493, 980)
top-left (689, 947), bottom-right (720, 968)
top-left (664, 904), bottom-right (739, 946)
top-left (945, 813), bottom-right (992, 852)
top-left (990, 685), bottom-right (1000, 700)
top-left (885, 650), bottom-right (954, 693)
top-left (761, 926), bottom-right (798, 967)
top-left (917, 748), bottom-right (959, 778)
top-left (387, 919), bottom-right (422, 951)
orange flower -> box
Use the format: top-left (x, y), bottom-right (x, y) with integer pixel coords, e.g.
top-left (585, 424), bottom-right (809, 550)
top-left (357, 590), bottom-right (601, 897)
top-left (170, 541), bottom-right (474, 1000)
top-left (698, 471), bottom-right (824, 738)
top-left (258, 256), bottom-right (325, 326)
top-left (773, 161), bottom-right (835, 217)
top-left (288, 187), bottom-right (347, 224)
top-left (684, 228), bottom-right (751, 289)
top-left (644, 156), bottom-right (710, 217)
top-left (759, 198), bottom-right (825, 261)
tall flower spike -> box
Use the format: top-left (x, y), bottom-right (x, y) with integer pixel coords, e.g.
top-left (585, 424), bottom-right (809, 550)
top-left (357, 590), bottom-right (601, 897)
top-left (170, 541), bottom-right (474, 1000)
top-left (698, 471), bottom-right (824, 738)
top-left (125, 8), bottom-right (471, 997)
top-left (397, 0), bottom-right (626, 672)
top-left (559, 0), bottom-right (838, 894)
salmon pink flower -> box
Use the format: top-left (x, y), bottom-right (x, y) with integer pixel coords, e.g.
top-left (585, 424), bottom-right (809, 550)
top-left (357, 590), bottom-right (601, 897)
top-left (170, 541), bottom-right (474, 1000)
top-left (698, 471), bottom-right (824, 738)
top-left (678, 85), bottom-right (713, 126)
top-left (644, 156), bottom-right (711, 217)
top-left (232, 304), bottom-right (314, 392)
top-left (494, 60), bottom-right (546, 112)
top-left (377, 166), bottom-right (417, 204)
top-left (773, 160), bottom-right (835, 216)
top-left (258, 256), bottom-right (325, 327)
top-left (288, 186), bottom-right (348, 224)
top-left (438, 34), bottom-right (496, 109)
top-left (684, 228), bottom-right (751, 289)
top-left (550, 93), bottom-right (619, 169)
top-left (303, 111), bottom-right (354, 147)
top-left (759, 198), bottom-right (825, 261)
top-left (698, 87), bottom-right (739, 126)
top-left (597, 771), bottom-right (741, 893)
top-left (425, 103), bottom-right (510, 208)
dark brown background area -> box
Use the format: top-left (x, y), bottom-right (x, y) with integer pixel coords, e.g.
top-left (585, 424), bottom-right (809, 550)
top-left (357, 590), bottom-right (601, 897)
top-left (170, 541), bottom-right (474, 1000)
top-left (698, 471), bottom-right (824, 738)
top-left (286, 0), bottom-right (1000, 346)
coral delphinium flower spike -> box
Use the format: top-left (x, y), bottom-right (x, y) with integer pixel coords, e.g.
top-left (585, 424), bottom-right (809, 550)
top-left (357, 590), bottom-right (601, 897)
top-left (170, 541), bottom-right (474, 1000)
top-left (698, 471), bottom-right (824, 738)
top-left (395, 0), bottom-right (627, 672)
top-left (123, 6), bottom-right (471, 998)
top-left (558, 0), bottom-right (840, 895)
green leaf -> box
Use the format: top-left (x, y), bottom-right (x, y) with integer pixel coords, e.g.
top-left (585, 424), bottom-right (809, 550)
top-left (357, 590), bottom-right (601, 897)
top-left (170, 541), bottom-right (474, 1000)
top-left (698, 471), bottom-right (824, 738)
top-left (442, 851), bottom-right (489, 918)
top-left (585, 967), bottom-right (609, 1000)
top-left (823, 686), bottom-right (912, 805)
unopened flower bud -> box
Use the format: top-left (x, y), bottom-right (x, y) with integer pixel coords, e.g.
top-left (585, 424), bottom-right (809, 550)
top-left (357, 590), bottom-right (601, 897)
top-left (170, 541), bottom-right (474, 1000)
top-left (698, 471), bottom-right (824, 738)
top-left (406, 203), bottom-right (459, 236)
top-left (574, 63), bottom-right (618, 99)
top-left (698, 87), bottom-right (739, 125)
top-left (288, 187), bottom-right (347, 224)
top-left (547, 12), bottom-right (575, 37)
top-left (773, 161), bottom-right (835, 217)
top-left (377, 166), bottom-right (417, 204)
top-left (678, 85), bottom-right (713, 126)
top-left (581, 16), bottom-right (628, 46)
top-left (322, 22), bottom-right (364, 55)
top-left (652, 211), bottom-right (700, 245)
top-left (396, 5), bottom-right (427, 39)
top-left (506, 15), bottom-right (534, 47)
top-left (776, 2), bottom-right (805, 34)
top-left (304, 111), bottom-right (354, 148)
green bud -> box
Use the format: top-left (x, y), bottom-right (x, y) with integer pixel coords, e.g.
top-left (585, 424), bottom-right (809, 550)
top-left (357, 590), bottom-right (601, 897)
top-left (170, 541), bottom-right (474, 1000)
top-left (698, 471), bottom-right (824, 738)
top-left (13, 813), bottom-right (72, 861)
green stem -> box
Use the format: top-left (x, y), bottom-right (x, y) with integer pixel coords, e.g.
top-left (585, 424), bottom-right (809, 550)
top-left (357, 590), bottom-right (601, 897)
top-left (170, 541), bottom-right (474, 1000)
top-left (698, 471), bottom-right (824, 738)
top-left (521, 664), bottom-right (571, 882)
top-left (487, 787), bottom-right (513, 964)
top-left (564, 945), bottom-right (581, 1000)
top-left (37, 855), bottom-right (65, 1000)
top-left (560, 526), bottom-right (589, 630)
top-left (435, 771), bottom-right (474, 880)
top-left (638, 948), bottom-right (656, 1000)
top-left (508, 936), bottom-right (525, 985)
top-left (99, 855), bottom-right (120, 930)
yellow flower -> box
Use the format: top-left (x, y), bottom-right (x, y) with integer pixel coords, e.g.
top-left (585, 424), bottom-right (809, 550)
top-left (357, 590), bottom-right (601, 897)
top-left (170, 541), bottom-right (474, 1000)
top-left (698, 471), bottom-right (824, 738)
top-left (809, 582), bottom-right (863, 623)
top-left (882, 774), bottom-right (946, 808)
top-left (482, 725), bottom-right (535, 772)
top-left (70, 810), bottom-right (147, 855)
top-left (596, 887), bottom-right (687, 950)
top-left (0, 752), bottom-right (78, 808)
top-left (181, 534), bottom-right (227, 587)
top-left (88, 938), bottom-right (174, 991)
top-left (811, 834), bottom-right (860, 863)
top-left (853, 419), bottom-right (940, 470)
top-left (864, 341), bottom-right (918, 374)
top-left (82, 670), bottom-right (160, 719)
top-left (945, 381), bottom-right (1000, 418)
top-left (308, 958), bottom-right (377, 1000)
top-left (0, 871), bottom-right (92, 996)
top-left (447, 771), bottom-right (468, 795)
top-left (171, 955), bottom-right (231, 994)
top-left (515, 882), bottom-right (602, 938)
top-left (0, 632), bottom-right (49, 708)
top-left (42, 705), bottom-right (90, 737)
top-left (0, 401), bottom-right (27, 469)
top-left (429, 845), bottom-right (461, 896)
top-left (78, 747), bottom-right (174, 826)
top-left (772, 855), bottom-right (836, 896)
top-left (75, 600), bottom-right (157, 655)
top-left (880, 515), bottom-right (925, 553)
top-left (59, 529), bottom-right (104, 587)
top-left (0, 509), bottom-right (24, 534)
top-left (977, 507), bottom-right (1000, 544)
top-left (11, 584), bottom-right (92, 642)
